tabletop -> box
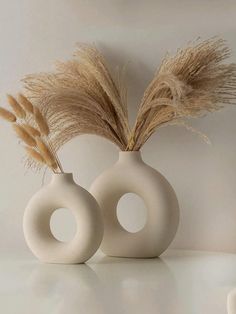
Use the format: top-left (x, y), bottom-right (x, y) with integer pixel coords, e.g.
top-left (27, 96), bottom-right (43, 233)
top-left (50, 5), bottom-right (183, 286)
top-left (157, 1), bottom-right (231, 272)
top-left (1, 249), bottom-right (236, 314)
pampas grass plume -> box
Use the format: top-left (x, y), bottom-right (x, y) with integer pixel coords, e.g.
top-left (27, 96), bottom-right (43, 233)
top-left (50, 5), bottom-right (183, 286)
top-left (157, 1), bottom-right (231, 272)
top-left (22, 38), bottom-right (236, 152)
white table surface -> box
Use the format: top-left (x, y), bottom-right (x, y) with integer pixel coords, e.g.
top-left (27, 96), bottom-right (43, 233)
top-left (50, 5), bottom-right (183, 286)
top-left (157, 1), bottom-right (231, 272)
top-left (1, 249), bottom-right (236, 314)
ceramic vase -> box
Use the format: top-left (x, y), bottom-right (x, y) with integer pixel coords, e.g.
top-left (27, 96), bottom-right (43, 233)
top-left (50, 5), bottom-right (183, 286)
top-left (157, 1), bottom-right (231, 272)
top-left (90, 151), bottom-right (179, 258)
top-left (23, 173), bottom-right (103, 264)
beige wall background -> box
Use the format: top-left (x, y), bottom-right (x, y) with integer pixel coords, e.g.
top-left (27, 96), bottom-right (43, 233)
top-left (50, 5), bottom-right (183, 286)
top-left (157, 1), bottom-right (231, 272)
top-left (1, 0), bottom-right (236, 257)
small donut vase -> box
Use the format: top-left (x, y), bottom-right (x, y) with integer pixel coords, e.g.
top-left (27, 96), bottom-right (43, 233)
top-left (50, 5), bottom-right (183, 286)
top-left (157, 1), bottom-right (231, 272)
top-left (23, 173), bottom-right (103, 264)
top-left (90, 151), bottom-right (179, 258)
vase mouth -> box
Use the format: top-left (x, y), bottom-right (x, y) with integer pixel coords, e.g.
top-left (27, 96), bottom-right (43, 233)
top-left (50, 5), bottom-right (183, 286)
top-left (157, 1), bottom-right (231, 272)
top-left (119, 150), bottom-right (141, 154)
top-left (51, 172), bottom-right (74, 183)
top-left (118, 150), bottom-right (142, 162)
top-left (52, 172), bottom-right (73, 178)
top-left (53, 172), bottom-right (73, 175)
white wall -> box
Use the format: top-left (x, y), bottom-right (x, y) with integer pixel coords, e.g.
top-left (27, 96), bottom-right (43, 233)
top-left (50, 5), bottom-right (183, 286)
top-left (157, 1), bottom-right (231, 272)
top-left (0, 0), bottom-right (236, 257)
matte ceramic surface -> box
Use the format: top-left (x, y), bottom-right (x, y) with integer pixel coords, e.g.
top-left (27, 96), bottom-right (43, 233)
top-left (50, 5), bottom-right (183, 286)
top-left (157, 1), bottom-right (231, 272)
top-left (23, 173), bottom-right (103, 264)
top-left (90, 151), bottom-right (179, 258)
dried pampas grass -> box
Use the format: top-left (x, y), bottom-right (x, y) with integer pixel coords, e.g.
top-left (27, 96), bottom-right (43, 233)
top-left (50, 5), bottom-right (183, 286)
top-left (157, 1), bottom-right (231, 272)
top-left (23, 44), bottom-right (129, 151)
top-left (128, 38), bottom-right (236, 150)
top-left (0, 94), bottom-right (63, 173)
top-left (21, 37), bottom-right (236, 154)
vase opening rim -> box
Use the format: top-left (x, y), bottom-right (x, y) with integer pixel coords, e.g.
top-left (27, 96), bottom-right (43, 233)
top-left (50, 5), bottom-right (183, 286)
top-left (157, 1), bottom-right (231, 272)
top-left (119, 150), bottom-right (141, 154)
top-left (118, 151), bottom-right (143, 162)
top-left (53, 172), bottom-right (73, 175)
top-left (51, 172), bottom-right (74, 183)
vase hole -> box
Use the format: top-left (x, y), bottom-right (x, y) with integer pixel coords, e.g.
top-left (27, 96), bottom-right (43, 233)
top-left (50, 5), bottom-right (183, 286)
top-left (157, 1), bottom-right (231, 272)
top-left (50, 208), bottom-right (77, 242)
top-left (116, 193), bottom-right (147, 233)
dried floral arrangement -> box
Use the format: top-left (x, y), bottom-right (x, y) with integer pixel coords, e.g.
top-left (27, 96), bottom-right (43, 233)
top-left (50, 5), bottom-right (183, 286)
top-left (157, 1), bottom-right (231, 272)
top-left (14, 37), bottom-right (236, 168)
top-left (0, 94), bottom-right (63, 173)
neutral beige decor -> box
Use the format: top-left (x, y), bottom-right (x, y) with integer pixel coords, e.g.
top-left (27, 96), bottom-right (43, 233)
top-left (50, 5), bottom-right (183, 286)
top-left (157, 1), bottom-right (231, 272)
top-left (21, 37), bottom-right (236, 257)
top-left (90, 151), bottom-right (179, 258)
top-left (24, 173), bottom-right (103, 264)
top-left (22, 38), bottom-right (236, 153)
top-left (0, 95), bottom-right (103, 263)
top-left (0, 94), bottom-right (63, 172)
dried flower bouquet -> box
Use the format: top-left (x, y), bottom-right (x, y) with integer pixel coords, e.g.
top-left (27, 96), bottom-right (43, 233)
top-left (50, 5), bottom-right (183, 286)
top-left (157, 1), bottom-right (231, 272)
top-left (0, 94), bottom-right (63, 172)
top-left (10, 37), bottom-right (236, 169)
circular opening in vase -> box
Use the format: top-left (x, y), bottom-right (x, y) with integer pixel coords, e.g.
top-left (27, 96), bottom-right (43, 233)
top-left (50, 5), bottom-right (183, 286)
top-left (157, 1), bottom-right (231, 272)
top-left (50, 208), bottom-right (77, 242)
top-left (116, 193), bottom-right (147, 233)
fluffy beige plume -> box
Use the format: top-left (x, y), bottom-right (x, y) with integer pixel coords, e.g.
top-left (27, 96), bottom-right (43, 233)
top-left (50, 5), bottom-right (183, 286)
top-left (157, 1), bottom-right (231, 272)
top-left (0, 107), bottom-right (16, 122)
top-left (7, 95), bottom-right (26, 119)
top-left (23, 44), bottom-right (129, 150)
top-left (22, 38), bottom-right (236, 152)
top-left (127, 37), bottom-right (236, 150)
top-left (12, 124), bottom-right (36, 146)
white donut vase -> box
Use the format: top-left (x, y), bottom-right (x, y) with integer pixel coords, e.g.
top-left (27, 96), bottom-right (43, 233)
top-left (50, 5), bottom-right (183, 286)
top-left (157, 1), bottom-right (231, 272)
top-left (90, 151), bottom-right (179, 258)
top-left (23, 173), bottom-right (103, 264)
